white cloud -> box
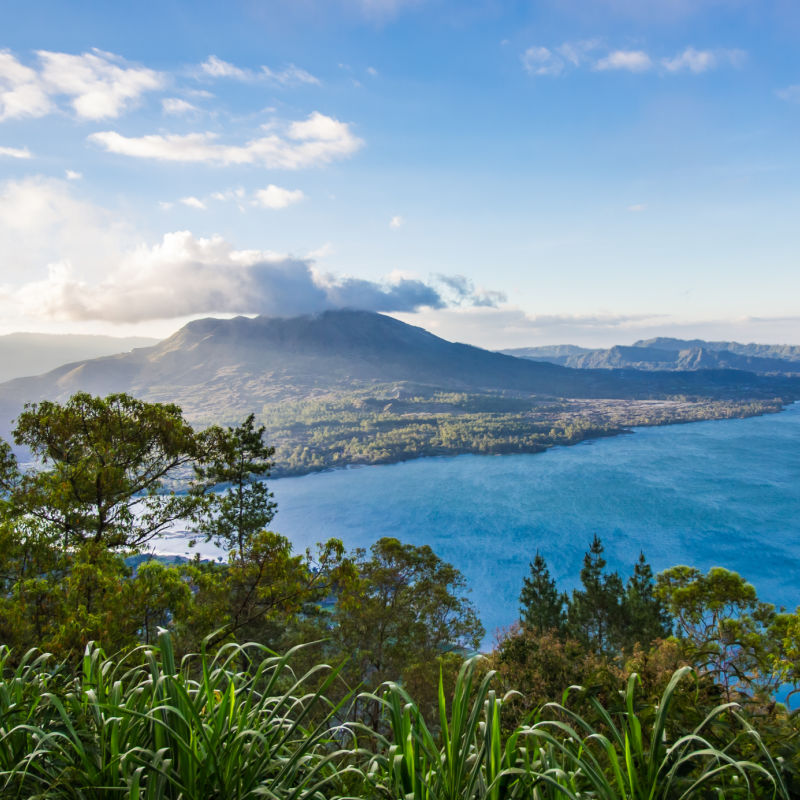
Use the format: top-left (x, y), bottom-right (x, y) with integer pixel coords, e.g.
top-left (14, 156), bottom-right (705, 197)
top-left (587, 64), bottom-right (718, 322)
top-left (162, 97), bottom-right (199, 115)
top-left (65, 169), bottom-right (82, 180)
top-left (13, 230), bottom-right (449, 323)
top-left (0, 48), bottom-right (163, 121)
top-left (197, 55), bottom-right (320, 86)
top-left (0, 145), bottom-right (32, 159)
top-left (199, 55), bottom-right (247, 80)
top-left (252, 184), bottom-right (305, 209)
top-left (367, 66), bottom-right (378, 76)
top-left (661, 47), bottom-right (746, 73)
top-left (627, 203), bottom-right (647, 212)
top-left (89, 111), bottom-right (363, 168)
top-left (776, 85), bottom-right (800, 103)
top-left (389, 215), bottom-right (404, 229)
top-left (0, 50), bottom-right (54, 120)
top-left (595, 50), bottom-right (653, 72)
top-left (0, 176), bottom-right (133, 281)
top-left (180, 196), bottom-right (207, 210)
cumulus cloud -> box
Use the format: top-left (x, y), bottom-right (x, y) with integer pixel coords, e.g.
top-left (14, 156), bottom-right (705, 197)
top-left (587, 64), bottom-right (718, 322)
top-left (389, 215), bottom-right (404, 229)
top-left (0, 50), bottom-right (54, 120)
top-left (197, 55), bottom-right (320, 86)
top-left (65, 169), bottom-right (82, 179)
top-left (88, 111), bottom-right (363, 168)
top-left (253, 184), bottom-right (304, 208)
top-left (0, 48), bottom-right (163, 121)
top-left (0, 176), bottom-right (134, 278)
top-left (0, 178), bottom-right (504, 325)
top-left (595, 50), bottom-right (653, 72)
top-left (0, 145), bottom-right (31, 158)
top-left (12, 231), bottom-right (454, 322)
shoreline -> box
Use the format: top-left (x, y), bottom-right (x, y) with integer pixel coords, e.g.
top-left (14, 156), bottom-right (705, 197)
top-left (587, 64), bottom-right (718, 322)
top-left (268, 398), bottom-right (792, 481)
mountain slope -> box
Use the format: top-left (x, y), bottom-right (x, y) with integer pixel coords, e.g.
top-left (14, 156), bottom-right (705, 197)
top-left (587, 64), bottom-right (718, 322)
top-left (0, 311), bottom-right (796, 430)
top-left (0, 333), bottom-right (159, 382)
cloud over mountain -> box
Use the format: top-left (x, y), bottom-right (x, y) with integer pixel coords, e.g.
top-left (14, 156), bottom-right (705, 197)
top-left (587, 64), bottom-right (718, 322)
top-left (13, 231), bottom-right (500, 323)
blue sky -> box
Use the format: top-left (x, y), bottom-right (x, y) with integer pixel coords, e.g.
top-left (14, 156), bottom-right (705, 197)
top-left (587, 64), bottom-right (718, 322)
top-left (1, 0), bottom-right (799, 347)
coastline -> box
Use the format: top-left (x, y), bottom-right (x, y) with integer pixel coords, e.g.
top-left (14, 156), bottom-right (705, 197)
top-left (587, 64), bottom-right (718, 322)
top-left (268, 397), bottom-right (791, 480)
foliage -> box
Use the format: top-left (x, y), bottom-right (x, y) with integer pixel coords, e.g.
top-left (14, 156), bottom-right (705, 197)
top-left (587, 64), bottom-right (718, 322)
top-left (0, 631), bottom-right (357, 799)
top-left (3, 392), bottom-right (203, 550)
top-left (656, 566), bottom-right (788, 699)
top-left (334, 537), bottom-right (484, 729)
top-left (255, 389), bottom-right (783, 477)
top-left (363, 657), bottom-right (785, 800)
top-left (519, 552), bottom-right (566, 635)
top-left (192, 412), bottom-right (277, 559)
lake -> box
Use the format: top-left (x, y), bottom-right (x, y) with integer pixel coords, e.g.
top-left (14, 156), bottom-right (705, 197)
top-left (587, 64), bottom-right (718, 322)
top-left (159, 403), bottom-right (800, 644)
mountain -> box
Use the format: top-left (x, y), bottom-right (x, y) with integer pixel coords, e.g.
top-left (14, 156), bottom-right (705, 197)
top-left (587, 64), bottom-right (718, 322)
top-left (503, 338), bottom-right (800, 375)
top-left (0, 311), bottom-right (796, 431)
top-left (0, 333), bottom-right (159, 382)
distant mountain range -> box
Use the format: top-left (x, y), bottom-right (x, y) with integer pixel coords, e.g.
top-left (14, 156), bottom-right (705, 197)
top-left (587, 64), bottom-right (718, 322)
top-left (0, 313), bottom-right (796, 433)
top-left (0, 333), bottom-right (159, 383)
top-left (501, 337), bottom-right (800, 375)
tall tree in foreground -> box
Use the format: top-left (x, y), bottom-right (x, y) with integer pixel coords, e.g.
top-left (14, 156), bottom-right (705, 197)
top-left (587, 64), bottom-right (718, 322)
top-left (519, 550), bottom-right (566, 635)
top-left (3, 392), bottom-right (203, 550)
top-left (192, 413), bottom-right (276, 558)
top-left (619, 551), bottom-right (672, 650)
top-left (567, 535), bottom-right (625, 654)
top-left (334, 537), bottom-right (484, 729)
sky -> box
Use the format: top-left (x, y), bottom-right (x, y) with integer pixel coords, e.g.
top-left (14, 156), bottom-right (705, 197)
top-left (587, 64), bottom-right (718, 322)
top-left (1, 0), bottom-right (800, 348)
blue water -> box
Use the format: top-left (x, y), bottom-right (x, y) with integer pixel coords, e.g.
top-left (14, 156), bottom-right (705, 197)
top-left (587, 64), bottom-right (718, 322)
top-left (261, 403), bottom-right (800, 643)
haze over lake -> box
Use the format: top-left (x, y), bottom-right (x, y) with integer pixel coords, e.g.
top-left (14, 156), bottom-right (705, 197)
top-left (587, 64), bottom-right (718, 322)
top-left (161, 404), bottom-right (800, 644)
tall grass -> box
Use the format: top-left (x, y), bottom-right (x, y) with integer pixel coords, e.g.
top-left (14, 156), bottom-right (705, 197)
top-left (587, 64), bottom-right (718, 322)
top-left (0, 631), bottom-right (356, 799)
top-left (363, 660), bottom-right (788, 800)
top-left (0, 635), bottom-right (789, 799)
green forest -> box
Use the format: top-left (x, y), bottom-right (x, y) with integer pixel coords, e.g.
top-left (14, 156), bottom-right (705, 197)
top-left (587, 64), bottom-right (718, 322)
top-left (254, 389), bottom-right (784, 476)
top-left (2, 392), bottom-right (800, 798)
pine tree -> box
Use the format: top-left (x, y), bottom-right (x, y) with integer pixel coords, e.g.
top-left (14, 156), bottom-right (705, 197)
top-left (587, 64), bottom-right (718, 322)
top-left (620, 551), bottom-right (672, 649)
top-left (566, 535), bottom-right (624, 654)
top-left (519, 551), bottom-right (566, 634)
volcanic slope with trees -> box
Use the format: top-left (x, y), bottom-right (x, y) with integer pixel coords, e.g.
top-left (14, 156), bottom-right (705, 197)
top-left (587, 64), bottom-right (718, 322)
top-left (0, 310), bottom-right (796, 475)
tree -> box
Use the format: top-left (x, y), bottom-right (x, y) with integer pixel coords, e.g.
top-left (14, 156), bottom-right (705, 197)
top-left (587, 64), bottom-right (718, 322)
top-left (519, 551), bottom-right (566, 635)
top-left (333, 537), bottom-right (484, 729)
top-left (566, 535), bottom-right (625, 655)
top-left (4, 393), bottom-right (203, 550)
top-left (192, 413), bottom-right (277, 559)
top-left (656, 565), bottom-right (786, 700)
top-left (619, 552), bottom-right (672, 650)
top-left (182, 532), bottom-right (353, 652)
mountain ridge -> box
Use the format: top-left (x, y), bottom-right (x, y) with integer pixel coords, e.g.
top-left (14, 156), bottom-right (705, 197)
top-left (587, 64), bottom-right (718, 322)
top-left (0, 312), bottom-right (796, 435)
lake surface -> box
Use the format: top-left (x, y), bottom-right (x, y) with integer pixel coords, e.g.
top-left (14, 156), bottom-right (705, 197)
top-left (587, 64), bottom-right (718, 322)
top-left (160, 403), bottom-right (800, 644)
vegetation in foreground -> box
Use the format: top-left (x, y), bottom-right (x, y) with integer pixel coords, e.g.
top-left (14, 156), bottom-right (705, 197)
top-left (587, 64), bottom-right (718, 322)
top-left (2, 391), bottom-right (800, 797)
top-left (0, 632), bottom-right (790, 799)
